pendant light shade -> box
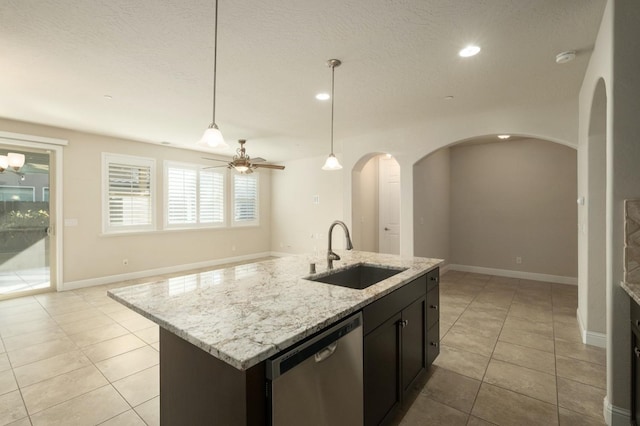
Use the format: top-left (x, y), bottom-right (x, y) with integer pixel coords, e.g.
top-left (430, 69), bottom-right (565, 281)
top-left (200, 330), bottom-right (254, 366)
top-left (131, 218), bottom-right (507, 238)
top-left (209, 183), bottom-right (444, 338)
top-left (322, 153), bottom-right (342, 171)
top-left (198, 0), bottom-right (228, 149)
top-left (322, 59), bottom-right (343, 171)
top-left (199, 123), bottom-right (225, 148)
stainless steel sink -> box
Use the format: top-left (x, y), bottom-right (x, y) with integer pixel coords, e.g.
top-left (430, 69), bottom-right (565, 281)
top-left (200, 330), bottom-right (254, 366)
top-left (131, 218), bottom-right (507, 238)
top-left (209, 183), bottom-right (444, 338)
top-left (308, 264), bottom-right (407, 290)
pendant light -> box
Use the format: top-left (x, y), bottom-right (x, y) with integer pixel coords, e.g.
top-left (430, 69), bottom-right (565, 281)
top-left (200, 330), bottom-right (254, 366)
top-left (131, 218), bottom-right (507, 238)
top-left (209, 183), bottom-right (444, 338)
top-left (322, 59), bottom-right (343, 171)
top-left (0, 152), bottom-right (25, 173)
top-left (198, 0), bottom-right (228, 149)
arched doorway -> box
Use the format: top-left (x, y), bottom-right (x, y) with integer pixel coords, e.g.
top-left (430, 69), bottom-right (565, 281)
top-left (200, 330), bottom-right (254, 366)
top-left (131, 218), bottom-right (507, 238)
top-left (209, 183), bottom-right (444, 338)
top-left (352, 153), bottom-right (400, 254)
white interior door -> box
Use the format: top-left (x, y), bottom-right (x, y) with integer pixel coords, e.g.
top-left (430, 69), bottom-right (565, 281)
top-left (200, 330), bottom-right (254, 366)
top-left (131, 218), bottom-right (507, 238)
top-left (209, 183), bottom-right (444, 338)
top-left (378, 156), bottom-right (400, 254)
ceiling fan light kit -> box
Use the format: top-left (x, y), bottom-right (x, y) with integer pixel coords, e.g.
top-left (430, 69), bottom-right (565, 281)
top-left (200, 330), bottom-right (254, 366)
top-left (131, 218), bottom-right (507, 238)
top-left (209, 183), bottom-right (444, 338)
top-left (204, 139), bottom-right (285, 174)
top-left (198, 0), bottom-right (228, 149)
top-left (322, 58), bottom-right (343, 171)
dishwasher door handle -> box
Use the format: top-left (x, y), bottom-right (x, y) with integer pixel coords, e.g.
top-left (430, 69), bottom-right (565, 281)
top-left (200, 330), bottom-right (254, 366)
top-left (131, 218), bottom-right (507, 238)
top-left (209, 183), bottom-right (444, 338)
top-left (314, 342), bottom-right (338, 363)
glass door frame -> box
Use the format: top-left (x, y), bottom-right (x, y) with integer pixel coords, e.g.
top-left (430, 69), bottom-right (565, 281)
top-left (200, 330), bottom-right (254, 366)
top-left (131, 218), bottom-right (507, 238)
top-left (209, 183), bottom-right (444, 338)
top-left (0, 130), bottom-right (66, 299)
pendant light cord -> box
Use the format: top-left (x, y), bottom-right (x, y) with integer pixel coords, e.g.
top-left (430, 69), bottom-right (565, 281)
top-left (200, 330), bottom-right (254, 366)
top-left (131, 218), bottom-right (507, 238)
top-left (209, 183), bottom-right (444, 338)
top-left (330, 62), bottom-right (335, 155)
top-left (212, 0), bottom-right (219, 123)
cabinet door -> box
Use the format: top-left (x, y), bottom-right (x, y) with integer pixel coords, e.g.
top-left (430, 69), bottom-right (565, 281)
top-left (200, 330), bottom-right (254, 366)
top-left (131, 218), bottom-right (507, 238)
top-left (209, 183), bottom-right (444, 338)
top-left (427, 322), bottom-right (440, 366)
top-left (427, 286), bottom-right (439, 330)
top-left (633, 330), bottom-right (640, 426)
top-left (364, 312), bottom-right (401, 426)
top-left (401, 296), bottom-right (426, 397)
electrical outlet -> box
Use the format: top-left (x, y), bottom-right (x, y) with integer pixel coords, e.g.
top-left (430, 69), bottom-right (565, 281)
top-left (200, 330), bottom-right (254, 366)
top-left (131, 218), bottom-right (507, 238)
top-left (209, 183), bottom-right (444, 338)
top-left (122, 259), bottom-right (129, 266)
top-left (516, 256), bottom-right (522, 264)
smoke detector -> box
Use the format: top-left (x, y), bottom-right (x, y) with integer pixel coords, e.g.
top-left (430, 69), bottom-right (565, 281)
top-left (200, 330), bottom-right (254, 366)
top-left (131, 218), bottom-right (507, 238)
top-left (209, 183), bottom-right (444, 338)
top-left (555, 51), bottom-right (576, 64)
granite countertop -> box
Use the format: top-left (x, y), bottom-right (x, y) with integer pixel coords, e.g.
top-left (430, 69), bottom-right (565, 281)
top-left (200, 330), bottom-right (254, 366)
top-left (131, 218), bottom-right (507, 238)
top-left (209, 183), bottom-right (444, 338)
top-left (108, 250), bottom-right (442, 371)
top-left (621, 281), bottom-right (640, 306)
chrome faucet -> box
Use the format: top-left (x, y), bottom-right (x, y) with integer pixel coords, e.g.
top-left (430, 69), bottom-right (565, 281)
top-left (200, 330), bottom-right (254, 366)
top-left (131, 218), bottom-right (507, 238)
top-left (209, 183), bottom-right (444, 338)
top-left (327, 220), bottom-right (354, 269)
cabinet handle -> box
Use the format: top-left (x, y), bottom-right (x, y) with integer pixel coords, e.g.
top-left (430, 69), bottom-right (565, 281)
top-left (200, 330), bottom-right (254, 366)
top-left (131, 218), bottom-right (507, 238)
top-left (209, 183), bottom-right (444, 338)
top-left (635, 347), bottom-right (640, 358)
top-left (398, 319), bottom-right (409, 329)
top-left (430, 305), bottom-right (438, 310)
top-left (430, 342), bottom-right (439, 347)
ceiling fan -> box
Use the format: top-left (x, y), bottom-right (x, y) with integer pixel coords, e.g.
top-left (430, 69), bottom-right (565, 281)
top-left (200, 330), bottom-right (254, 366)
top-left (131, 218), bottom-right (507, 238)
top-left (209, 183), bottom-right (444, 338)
top-left (203, 139), bottom-right (285, 174)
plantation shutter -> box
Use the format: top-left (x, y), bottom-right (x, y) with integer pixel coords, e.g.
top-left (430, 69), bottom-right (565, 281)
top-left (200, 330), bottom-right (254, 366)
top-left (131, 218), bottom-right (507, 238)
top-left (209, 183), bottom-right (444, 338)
top-left (200, 170), bottom-right (225, 224)
top-left (233, 174), bottom-right (258, 224)
top-left (167, 166), bottom-right (197, 224)
top-left (106, 157), bottom-right (154, 231)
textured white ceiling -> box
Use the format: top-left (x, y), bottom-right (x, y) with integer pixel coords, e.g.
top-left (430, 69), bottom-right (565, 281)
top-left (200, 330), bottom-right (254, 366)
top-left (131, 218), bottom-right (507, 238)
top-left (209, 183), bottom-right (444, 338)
top-left (0, 0), bottom-right (606, 161)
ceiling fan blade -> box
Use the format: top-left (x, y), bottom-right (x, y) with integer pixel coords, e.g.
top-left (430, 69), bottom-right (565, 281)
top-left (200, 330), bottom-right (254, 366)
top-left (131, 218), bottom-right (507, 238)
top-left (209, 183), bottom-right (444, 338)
top-left (203, 164), bottom-right (231, 169)
top-left (252, 157), bottom-right (267, 163)
top-left (254, 163), bottom-right (285, 170)
top-left (201, 157), bottom-right (229, 163)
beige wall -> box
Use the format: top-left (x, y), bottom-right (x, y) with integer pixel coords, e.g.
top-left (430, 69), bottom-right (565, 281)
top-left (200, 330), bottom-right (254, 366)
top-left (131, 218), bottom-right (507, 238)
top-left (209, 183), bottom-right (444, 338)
top-left (0, 118), bottom-right (271, 285)
top-left (413, 148), bottom-right (450, 263)
top-left (270, 154), bottom-right (344, 255)
top-left (352, 156), bottom-right (379, 252)
top-left (449, 138), bottom-right (577, 278)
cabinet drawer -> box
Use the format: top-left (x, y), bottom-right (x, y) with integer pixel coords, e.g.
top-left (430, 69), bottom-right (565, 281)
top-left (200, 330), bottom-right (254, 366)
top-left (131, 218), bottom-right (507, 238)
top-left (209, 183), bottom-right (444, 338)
top-left (363, 275), bottom-right (426, 335)
top-left (427, 268), bottom-right (440, 292)
top-left (632, 299), bottom-right (640, 334)
top-left (427, 286), bottom-right (439, 330)
top-left (427, 322), bottom-right (440, 366)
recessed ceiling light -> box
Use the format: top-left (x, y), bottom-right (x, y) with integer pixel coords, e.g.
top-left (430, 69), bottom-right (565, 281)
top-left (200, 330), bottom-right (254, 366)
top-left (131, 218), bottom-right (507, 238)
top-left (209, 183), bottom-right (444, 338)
top-left (444, 96), bottom-right (454, 101)
top-left (497, 134), bottom-right (511, 140)
top-left (103, 95), bottom-right (113, 100)
top-left (160, 141), bottom-right (171, 145)
top-left (315, 93), bottom-right (330, 101)
top-left (459, 45), bottom-right (481, 58)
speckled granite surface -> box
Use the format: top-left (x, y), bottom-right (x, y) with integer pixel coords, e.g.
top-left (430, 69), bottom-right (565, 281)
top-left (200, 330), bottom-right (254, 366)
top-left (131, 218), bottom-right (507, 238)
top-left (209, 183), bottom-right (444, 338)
top-left (108, 251), bottom-right (442, 371)
top-left (621, 281), bottom-right (640, 306)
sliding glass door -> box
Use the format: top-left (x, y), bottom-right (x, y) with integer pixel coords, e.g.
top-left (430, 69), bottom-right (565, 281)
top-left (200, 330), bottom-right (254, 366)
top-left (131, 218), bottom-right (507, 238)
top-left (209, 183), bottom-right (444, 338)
top-left (0, 146), bottom-right (52, 298)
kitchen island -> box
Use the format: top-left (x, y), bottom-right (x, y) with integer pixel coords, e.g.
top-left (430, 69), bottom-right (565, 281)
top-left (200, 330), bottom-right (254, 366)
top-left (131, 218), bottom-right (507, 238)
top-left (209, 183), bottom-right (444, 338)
top-left (108, 251), bottom-right (442, 425)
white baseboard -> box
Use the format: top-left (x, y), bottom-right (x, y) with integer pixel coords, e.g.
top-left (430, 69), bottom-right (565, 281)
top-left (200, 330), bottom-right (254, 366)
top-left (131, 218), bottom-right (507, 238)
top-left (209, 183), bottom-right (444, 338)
top-left (604, 395), bottom-right (631, 425)
top-left (447, 264), bottom-right (578, 285)
top-left (269, 251), bottom-right (293, 258)
top-left (439, 264), bottom-right (451, 274)
top-left (576, 308), bottom-right (607, 348)
top-left (61, 252), bottom-right (273, 291)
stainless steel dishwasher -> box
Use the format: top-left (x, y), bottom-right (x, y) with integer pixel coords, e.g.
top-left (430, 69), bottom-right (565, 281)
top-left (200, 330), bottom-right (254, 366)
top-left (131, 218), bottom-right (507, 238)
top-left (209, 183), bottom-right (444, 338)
top-left (266, 312), bottom-right (363, 425)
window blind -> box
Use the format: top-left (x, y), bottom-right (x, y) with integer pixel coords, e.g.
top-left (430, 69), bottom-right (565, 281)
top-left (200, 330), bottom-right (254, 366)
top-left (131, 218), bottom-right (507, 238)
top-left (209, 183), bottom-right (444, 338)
top-left (233, 174), bottom-right (258, 224)
top-left (165, 162), bottom-right (225, 227)
top-left (199, 170), bottom-right (224, 224)
top-left (106, 160), bottom-right (153, 230)
top-left (167, 166), bottom-right (197, 225)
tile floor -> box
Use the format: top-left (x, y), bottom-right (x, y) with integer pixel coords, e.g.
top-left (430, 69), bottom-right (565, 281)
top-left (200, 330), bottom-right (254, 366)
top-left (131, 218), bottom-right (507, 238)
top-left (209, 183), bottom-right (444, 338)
top-left (0, 268), bottom-right (606, 425)
top-left (0, 267), bottom-right (50, 296)
top-left (397, 270), bottom-right (607, 426)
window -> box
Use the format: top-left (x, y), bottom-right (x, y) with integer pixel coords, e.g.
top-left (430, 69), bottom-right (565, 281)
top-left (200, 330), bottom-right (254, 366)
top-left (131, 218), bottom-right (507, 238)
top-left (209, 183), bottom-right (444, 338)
top-left (232, 173), bottom-right (258, 226)
top-left (164, 162), bottom-right (225, 228)
top-left (0, 186), bottom-right (35, 201)
top-left (103, 153), bottom-right (155, 233)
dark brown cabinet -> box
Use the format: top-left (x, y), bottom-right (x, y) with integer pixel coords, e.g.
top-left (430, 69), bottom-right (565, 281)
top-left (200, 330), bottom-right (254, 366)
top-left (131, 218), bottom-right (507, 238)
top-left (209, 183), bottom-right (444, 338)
top-left (631, 298), bottom-right (640, 426)
top-left (364, 312), bottom-right (402, 426)
top-left (426, 269), bottom-right (440, 365)
top-left (363, 268), bottom-right (439, 426)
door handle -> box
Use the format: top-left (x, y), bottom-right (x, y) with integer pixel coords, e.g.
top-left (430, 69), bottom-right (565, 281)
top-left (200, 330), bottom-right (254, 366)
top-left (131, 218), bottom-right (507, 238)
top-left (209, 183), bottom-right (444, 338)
top-left (314, 342), bottom-right (338, 363)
